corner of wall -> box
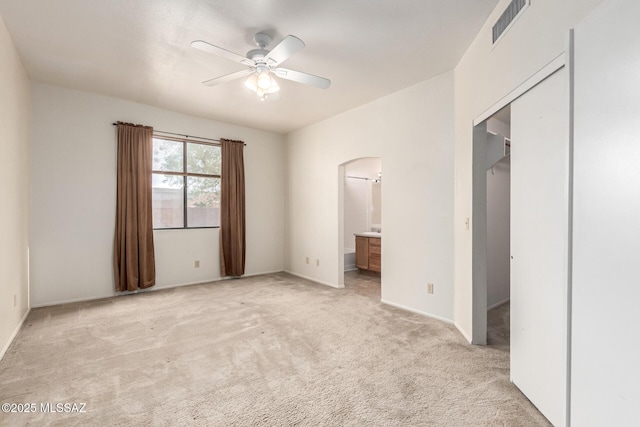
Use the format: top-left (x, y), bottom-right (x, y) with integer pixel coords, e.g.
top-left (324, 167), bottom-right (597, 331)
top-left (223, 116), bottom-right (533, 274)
top-left (0, 12), bottom-right (32, 362)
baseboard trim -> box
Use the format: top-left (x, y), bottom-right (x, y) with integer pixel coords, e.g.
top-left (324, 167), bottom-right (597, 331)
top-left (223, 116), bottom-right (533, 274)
top-left (454, 322), bottom-right (473, 344)
top-left (33, 293), bottom-right (115, 308)
top-left (32, 270), bottom-right (288, 308)
top-left (344, 264), bottom-right (357, 272)
top-left (0, 307), bottom-right (31, 362)
top-left (283, 270), bottom-right (342, 289)
top-left (244, 270), bottom-right (285, 277)
top-left (487, 298), bottom-right (510, 311)
top-left (380, 299), bottom-right (454, 325)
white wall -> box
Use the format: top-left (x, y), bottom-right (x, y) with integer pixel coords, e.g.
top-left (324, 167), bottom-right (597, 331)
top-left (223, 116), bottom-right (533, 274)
top-left (344, 178), bottom-right (368, 251)
top-left (572, 0), bottom-right (640, 424)
top-left (453, 0), bottom-right (603, 346)
top-left (486, 133), bottom-right (507, 169)
top-left (0, 15), bottom-right (30, 359)
top-left (30, 82), bottom-right (286, 307)
top-left (486, 156), bottom-right (510, 309)
top-left (287, 71), bottom-right (455, 321)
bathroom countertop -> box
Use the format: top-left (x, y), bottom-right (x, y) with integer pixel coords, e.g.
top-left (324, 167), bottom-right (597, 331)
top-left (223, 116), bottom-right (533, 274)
top-left (354, 232), bottom-right (381, 238)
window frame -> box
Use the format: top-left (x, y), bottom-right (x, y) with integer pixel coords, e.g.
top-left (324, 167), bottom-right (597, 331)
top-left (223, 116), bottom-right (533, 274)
top-left (151, 135), bottom-right (221, 230)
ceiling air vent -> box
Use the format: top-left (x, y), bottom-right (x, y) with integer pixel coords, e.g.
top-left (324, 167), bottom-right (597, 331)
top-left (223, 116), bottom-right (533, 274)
top-left (492, 0), bottom-right (529, 44)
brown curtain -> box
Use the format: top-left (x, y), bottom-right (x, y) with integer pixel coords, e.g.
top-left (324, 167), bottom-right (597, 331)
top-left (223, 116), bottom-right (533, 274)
top-left (220, 138), bottom-right (246, 277)
top-left (113, 122), bottom-right (156, 291)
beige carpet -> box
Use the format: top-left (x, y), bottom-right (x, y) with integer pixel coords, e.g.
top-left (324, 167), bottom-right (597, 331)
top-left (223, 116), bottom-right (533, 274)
top-left (0, 272), bottom-right (549, 426)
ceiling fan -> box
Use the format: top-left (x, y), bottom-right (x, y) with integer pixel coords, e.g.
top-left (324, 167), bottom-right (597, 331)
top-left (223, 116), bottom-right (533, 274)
top-left (191, 32), bottom-right (331, 101)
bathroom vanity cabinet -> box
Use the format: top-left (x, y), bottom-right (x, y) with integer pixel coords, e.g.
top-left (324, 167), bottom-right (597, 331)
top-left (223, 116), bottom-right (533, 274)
top-left (355, 234), bottom-right (381, 274)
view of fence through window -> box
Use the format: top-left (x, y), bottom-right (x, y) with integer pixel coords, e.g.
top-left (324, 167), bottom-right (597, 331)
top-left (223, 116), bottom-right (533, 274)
top-left (151, 137), bottom-right (221, 229)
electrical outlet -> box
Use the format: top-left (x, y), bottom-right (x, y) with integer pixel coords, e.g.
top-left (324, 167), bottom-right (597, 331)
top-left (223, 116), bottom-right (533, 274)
top-left (306, 257), bottom-right (309, 264)
top-left (194, 260), bottom-right (200, 268)
top-left (316, 259), bottom-right (320, 267)
top-left (427, 283), bottom-right (434, 294)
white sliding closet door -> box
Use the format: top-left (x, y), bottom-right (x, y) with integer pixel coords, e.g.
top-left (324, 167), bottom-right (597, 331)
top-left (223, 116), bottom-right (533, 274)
top-left (510, 67), bottom-right (570, 427)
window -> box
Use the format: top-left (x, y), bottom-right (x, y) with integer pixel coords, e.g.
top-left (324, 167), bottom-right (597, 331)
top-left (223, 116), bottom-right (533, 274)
top-left (152, 137), bottom-right (221, 229)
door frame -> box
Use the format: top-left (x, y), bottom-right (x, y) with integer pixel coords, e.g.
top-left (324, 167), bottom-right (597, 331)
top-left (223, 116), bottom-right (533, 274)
top-left (338, 157), bottom-right (383, 288)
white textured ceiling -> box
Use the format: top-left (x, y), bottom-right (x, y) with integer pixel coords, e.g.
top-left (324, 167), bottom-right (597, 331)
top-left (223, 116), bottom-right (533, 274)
top-left (0, 0), bottom-right (499, 134)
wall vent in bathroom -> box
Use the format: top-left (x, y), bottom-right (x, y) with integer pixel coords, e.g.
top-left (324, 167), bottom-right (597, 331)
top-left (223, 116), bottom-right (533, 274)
top-left (492, 0), bottom-right (529, 44)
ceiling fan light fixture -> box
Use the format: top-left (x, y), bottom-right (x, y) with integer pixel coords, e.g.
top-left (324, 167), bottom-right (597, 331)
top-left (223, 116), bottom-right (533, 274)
top-left (244, 73), bottom-right (258, 91)
top-left (257, 71), bottom-right (272, 90)
top-left (244, 72), bottom-right (280, 100)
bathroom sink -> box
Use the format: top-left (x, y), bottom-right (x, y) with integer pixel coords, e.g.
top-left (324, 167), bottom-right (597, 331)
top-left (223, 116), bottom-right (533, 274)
top-left (355, 231), bottom-right (381, 238)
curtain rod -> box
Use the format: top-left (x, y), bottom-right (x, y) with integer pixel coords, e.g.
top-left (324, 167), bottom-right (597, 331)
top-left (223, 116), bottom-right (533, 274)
top-left (112, 122), bottom-right (246, 145)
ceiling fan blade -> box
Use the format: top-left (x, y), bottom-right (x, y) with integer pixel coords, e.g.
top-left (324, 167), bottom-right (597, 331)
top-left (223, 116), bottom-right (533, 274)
top-left (264, 35), bottom-right (305, 66)
top-left (202, 69), bottom-right (253, 87)
top-left (191, 40), bottom-right (254, 66)
top-left (274, 68), bottom-right (331, 89)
